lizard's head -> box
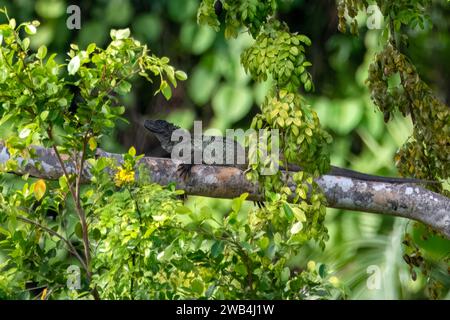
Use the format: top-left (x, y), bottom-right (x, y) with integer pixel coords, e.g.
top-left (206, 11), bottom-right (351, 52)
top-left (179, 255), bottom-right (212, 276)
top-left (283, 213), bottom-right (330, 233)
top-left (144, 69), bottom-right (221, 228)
top-left (144, 120), bottom-right (181, 152)
top-left (144, 119), bottom-right (180, 135)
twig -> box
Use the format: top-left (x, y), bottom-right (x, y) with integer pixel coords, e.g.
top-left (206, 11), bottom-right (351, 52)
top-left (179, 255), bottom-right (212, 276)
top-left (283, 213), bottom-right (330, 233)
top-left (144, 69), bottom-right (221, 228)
top-left (45, 128), bottom-right (96, 298)
top-left (17, 215), bottom-right (87, 271)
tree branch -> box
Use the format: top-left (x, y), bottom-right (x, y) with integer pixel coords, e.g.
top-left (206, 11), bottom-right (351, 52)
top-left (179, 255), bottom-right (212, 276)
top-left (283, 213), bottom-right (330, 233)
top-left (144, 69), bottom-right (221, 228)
top-left (1, 143), bottom-right (449, 239)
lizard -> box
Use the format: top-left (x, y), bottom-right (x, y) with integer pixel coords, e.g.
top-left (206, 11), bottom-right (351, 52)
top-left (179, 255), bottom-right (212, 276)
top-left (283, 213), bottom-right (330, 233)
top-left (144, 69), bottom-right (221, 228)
top-left (144, 119), bottom-right (439, 185)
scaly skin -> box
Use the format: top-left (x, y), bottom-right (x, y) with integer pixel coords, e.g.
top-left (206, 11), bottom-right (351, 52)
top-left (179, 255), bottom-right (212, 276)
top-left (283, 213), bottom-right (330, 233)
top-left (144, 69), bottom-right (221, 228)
top-left (144, 119), bottom-right (438, 185)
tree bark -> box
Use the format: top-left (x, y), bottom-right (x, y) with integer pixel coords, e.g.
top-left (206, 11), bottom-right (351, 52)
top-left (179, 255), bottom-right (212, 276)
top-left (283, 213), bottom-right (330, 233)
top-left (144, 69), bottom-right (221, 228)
top-left (1, 143), bottom-right (449, 239)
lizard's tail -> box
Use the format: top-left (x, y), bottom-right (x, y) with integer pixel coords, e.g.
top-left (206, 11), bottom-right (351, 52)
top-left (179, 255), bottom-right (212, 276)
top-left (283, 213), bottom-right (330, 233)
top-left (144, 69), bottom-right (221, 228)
top-left (329, 165), bottom-right (439, 184)
top-left (283, 164), bottom-right (439, 184)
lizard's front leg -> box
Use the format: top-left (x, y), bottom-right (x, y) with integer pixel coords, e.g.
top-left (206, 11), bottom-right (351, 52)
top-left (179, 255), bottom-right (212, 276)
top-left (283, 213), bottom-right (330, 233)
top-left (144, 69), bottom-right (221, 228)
top-left (177, 163), bottom-right (194, 180)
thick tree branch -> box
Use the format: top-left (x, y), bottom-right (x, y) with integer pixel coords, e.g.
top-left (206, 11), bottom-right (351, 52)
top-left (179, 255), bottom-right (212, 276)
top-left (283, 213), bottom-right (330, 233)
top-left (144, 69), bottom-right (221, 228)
top-left (1, 143), bottom-right (449, 239)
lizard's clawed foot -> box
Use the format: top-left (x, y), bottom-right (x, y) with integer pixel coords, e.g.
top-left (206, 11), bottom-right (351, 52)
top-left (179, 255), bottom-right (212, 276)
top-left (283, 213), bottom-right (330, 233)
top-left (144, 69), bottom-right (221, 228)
top-left (253, 201), bottom-right (266, 209)
top-left (177, 163), bottom-right (193, 180)
top-left (177, 192), bottom-right (188, 203)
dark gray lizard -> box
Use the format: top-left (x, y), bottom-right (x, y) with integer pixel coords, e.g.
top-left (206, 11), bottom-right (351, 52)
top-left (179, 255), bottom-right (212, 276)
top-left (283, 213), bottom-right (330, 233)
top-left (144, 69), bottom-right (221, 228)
top-left (144, 119), bottom-right (438, 185)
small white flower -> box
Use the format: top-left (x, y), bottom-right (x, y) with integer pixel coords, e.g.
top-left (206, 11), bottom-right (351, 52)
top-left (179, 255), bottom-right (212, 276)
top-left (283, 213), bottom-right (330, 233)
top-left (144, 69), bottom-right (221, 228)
top-left (19, 128), bottom-right (31, 139)
top-left (25, 24), bottom-right (37, 35)
top-left (290, 221), bottom-right (303, 235)
top-left (68, 56), bottom-right (81, 75)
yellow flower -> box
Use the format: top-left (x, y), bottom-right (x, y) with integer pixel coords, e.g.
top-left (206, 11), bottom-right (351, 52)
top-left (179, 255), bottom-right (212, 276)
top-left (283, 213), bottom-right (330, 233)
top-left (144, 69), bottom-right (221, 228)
top-left (307, 260), bottom-right (316, 272)
top-left (329, 276), bottom-right (340, 287)
top-left (40, 287), bottom-right (48, 300)
top-left (114, 167), bottom-right (135, 187)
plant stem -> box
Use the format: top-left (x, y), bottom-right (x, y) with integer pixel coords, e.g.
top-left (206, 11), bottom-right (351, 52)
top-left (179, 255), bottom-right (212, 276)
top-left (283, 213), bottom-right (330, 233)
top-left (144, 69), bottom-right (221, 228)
top-left (46, 128), bottom-right (98, 299)
top-left (127, 187), bottom-right (142, 300)
top-left (17, 215), bottom-right (88, 271)
top-left (75, 132), bottom-right (89, 200)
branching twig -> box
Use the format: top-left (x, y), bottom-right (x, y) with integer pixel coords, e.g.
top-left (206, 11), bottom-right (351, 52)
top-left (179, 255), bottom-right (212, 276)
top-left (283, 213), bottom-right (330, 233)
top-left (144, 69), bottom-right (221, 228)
top-left (17, 215), bottom-right (88, 271)
top-left (45, 129), bottom-right (97, 299)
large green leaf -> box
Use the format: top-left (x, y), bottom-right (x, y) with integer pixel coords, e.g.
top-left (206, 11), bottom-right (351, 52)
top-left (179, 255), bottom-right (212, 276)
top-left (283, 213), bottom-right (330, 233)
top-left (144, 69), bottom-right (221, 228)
top-left (180, 22), bottom-right (216, 55)
top-left (188, 65), bottom-right (219, 106)
top-left (212, 84), bottom-right (253, 124)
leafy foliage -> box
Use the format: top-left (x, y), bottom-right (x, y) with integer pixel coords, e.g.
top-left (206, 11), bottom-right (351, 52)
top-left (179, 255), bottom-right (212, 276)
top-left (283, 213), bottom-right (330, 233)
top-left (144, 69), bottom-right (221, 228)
top-left (367, 44), bottom-right (449, 184)
top-left (198, 0), bottom-right (277, 39)
top-left (0, 9), bottom-right (340, 299)
top-left (0, 0), bottom-right (448, 300)
top-left (338, 0), bottom-right (449, 298)
top-left (200, 0), bottom-right (332, 250)
top-left (337, 0), bottom-right (432, 35)
top-left (90, 157), bottom-right (340, 298)
top-left (241, 21), bottom-right (314, 92)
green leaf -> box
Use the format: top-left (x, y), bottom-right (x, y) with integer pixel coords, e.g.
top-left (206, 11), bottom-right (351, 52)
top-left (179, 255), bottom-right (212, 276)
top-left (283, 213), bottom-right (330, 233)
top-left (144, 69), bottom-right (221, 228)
top-left (289, 46), bottom-right (298, 55)
top-left (116, 81), bottom-right (132, 94)
top-left (40, 111), bottom-right (49, 121)
top-left (191, 278), bottom-right (205, 295)
top-left (188, 65), bottom-right (219, 105)
top-left (59, 176), bottom-right (69, 192)
top-left (180, 23), bottom-right (216, 55)
top-left (212, 84), bottom-right (253, 123)
top-left (88, 137), bottom-right (97, 151)
top-left (258, 237), bottom-right (270, 250)
top-left (297, 35), bottom-right (311, 46)
top-left (24, 24), bottom-right (37, 35)
top-left (175, 206), bottom-right (192, 215)
top-left (235, 262), bottom-right (248, 276)
top-left (281, 267), bottom-right (290, 282)
top-left (58, 98), bottom-right (68, 106)
top-left (116, 28), bottom-right (131, 39)
top-left (319, 264), bottom-right (327, 278)
top-left (165, 66), bottom-right (177, 87)
top-left (211, 240), bottom-right (224, 258)
top-left (0, 67), bottom-right (7, 83)
top-left (160, 81), bottom-right (172, 100)
top-left (304, 80), bottom-right (312, 92)
top-left (175, 70), bottom-right (188, 81)
top-left (283, 203), bottom-right (294, 221)
top-left (75, 222), bottom-right (83, 239)
top-left (33, 179), bottom-right (46, 201)
top-left (0, 113), bottom-right (12, 126)
top-left (199, 206), bottom-right (212, 220)
top-left (9, 19), bottom-right (16, 29)
top-left (292, 207), bottom-right (306, 222)
top-left (290, 222), bottom-right (303, 235)
top-left (128, 146), bottom-right (136, 157)
top-left (19, 128), bottom-right (31, 139)
top-left (92, 228), bottom-right (101, 241)
top-left (231, 196), bottom-right (244, 213)
top-left (37, 45), bottom-right (47, 60)
top-left (68, 56), bottom-right (81, 75)
top-left (22, 37), bottom-right (30, 50)
top-left (86, 43), bottom-right (96, 54)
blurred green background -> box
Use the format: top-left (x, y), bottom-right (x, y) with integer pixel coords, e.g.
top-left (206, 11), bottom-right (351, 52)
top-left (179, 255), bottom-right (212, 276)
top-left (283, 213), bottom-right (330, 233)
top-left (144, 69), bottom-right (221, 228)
top-left (0, 0), bottom-right (449, 299)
